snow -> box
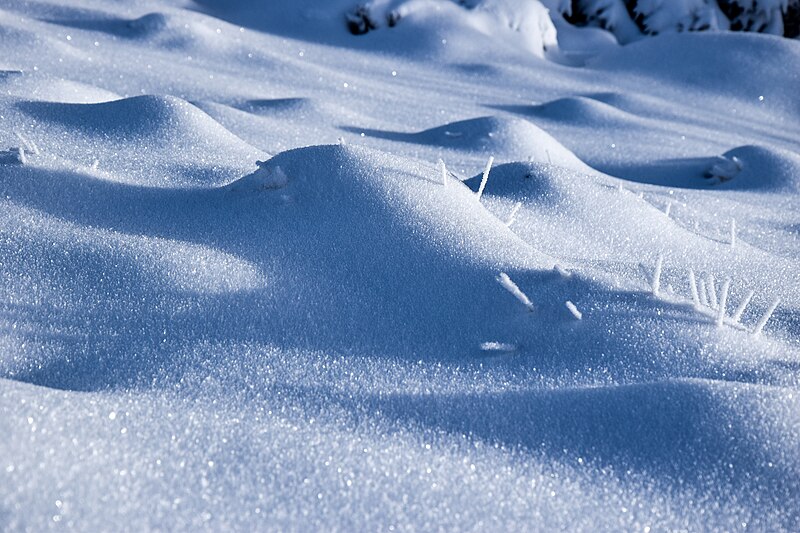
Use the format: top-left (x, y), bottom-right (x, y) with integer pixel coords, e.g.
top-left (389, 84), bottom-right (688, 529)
top-left (1, 0), bottom-right (800, 530)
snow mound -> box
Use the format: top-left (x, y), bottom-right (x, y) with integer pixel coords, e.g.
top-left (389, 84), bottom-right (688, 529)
top-left (222, 144), bottom-right (557, 358)
top-left (235, 97), bottom-right (317, 116)
top-left (352, 116), bottom-right (587, 168)
top-left (524, 95), bottom-right (644, 127)
top-left (591, 32), bottom-right (800, 116)
top-left (465, 159), bottom-right (800, 313)
top-left (16, 95), bottom-right (264, 187)
top-left (125, 12), bottom-right (170, 37)
top-left (711, 145), bottom-right (800, 192)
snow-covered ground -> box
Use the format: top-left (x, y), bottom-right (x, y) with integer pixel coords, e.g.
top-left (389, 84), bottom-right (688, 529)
top-left (1, 0), bottom-right (799, 530)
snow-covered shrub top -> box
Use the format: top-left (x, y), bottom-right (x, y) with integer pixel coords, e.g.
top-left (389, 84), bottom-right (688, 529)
top-left (555, 0), bottom-right (799, 43)
top-left (345, 0), bottom-right (559, 57)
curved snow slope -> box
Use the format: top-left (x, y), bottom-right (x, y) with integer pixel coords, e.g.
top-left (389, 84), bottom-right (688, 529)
top-left (524, 95), bottom-right (646, 127)
top-left (0, 144), bottom-right (553, 390)
top-left (348, 115), bottom-right (588, 168)
top-left (38, 8), bottom-right (251, 54)
top-left (371, 377), bottom-right (800, 514)
top-left (7, 373), bottom-right (793, 532)
top-left (4, 143), bottom-right (797, 394)
top-left (1, 1), bottom-right (800, 530)
top-left (16, 95), bottom-right (264, 187)
top-left (591, 32), bottom-right (800, 117)
top-left (499, 84), bottom-right (800, 187)
top-left (466, 161), bottom-right (800, 316)
top-left (193, 97), bottom-right (368, 155)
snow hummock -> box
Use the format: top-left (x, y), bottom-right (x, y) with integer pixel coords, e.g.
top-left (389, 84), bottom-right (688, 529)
top-left (1, 0), bottom-right (800, 530)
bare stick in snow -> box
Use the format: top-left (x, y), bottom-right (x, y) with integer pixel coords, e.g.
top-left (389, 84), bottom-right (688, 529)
top-left (698, 279), bottom-right (708, 308)
top-left (652, 254), bottom-right (664, 297)
top-left (496, 272), bottom-right (534, 312)
top-left (752, 298), bottom-right (780, 337)
top-left (716, 279), bottom-right (730, 327)
top-left (732, 290), bottom-right (754, 323)
top-left (438, 159), bottom-right (448, 188)
top-left (688, 269), bottom-right (700, 308)
top-left (706, 273), bottom-right (718, 310)
top-left (665, 201), bottom-right (672, 218)
top-left (15, 132), bottom-right (40, 155)
top-left (565, 301), bottom-right (582, 320)
top-left (476, 156), bottom-right (494, 201)
top-left (505, 202), bottom-right (522, 227)
top-left (730, 219), bottom-right (736, 249)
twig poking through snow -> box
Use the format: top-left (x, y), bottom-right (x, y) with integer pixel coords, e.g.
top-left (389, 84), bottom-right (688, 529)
top-left (496, 272), bottom-right (534, 312)
top-left (732, 290), bottom-right (754, 323)
top-left (698, 279), bottom-right (709, 308)
top-left (652, 254), bottom-right (663, 297)
top-left (716, 279), bottom-right (730, 327)
top-left (15, 132), bottom-right (39, 155)
top-left (688, 269), bottom-right (700, 308)
top-left (438, 159), bottom-right (447, 188)
top-left (706, 274), bottom-right (718, 310)
top-left (17, 147), bottom-right (26, 165)
top-left (476, 156), bottom-right (494, 201)
top-left (752, 298), bottom-right (780, 337)
top-left (665, 201), bottom-right (672, 218)
top-left (565, 301), bottom-right (582, 320)
top-left (505, 202), bottom-right (522, 227)
top-left (730, 219), bottom-right (736, 249)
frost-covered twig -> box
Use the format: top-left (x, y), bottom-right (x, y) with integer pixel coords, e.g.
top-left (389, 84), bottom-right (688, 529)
top-left (565, 301), bottom-right (582, 320)
top-left (505, 202), bottom-right (522, 227)
top-left (698, 278), bottom-right (708, 308)
top-left (438, 159), bottom-right (447, 188)
top-left (716, 279), bottom-right (730, 327)
top-left (15, 132), bottom-right (39, 155)
top-left (476, 156), bottom-right (494, 201)
top-left (652, 254), bottom-right (663, 297)
top-left (688, 269), bottom-right (700, 308)
top-left (706, 273), bottom-right (718, 310)
top-left (17, 147), bottom-right (26, 165)
top-left (664, 201), bottom-right (672, 218)
top-left (496, 272), bottom-right (534, 312)
top-left (752, 298), bottom-right (780, 337)
top-left (732, 290), bottom-right (754, 323)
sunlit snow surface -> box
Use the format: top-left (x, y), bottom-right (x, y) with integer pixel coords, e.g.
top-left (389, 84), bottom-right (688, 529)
top-left (1, 0), bottom-right (800, 531)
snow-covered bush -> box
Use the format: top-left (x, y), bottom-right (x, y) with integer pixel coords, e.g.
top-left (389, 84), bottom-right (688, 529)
top-left (346, 4), bottom-right (379, 34)
top-left (555, 0), bottom-right (800, 42)
top-left (344, 0), bottom-right (559, 56)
